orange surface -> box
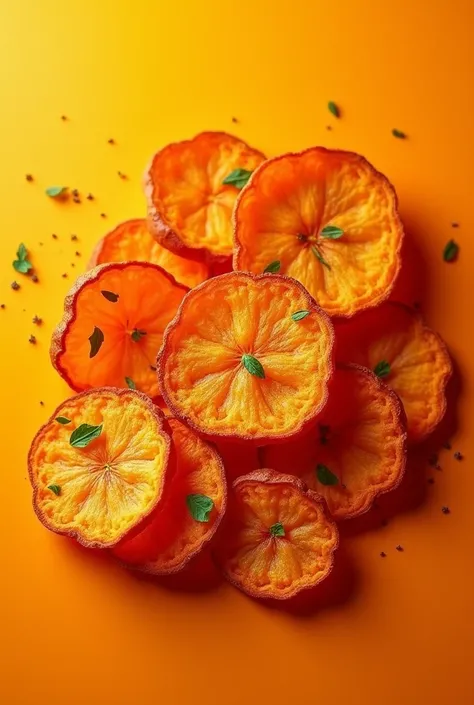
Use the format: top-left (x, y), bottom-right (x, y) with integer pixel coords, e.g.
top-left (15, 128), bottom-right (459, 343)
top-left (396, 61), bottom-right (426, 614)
top-left (0, 2), bottom-right (473, 704)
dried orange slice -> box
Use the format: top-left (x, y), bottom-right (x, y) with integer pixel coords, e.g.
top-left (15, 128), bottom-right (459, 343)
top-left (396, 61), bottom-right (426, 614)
top-left (158, 272), bottom-right (335, 443)
top-left (88, 218), bottom-right (208, 288)
top-left (51, 262), bottom-right (188, 398)
top-left (28, 388), bottom-right (172, 548)
top-left (263, 365), bottom-right (407, 520)
top-left (214, 469), bottom-right (338, 599)
top-left (234, 147), bottom-right (404, 317)
top-left (145, 132), bottom-right (265, 264)
top-left (112, 418), bottom-right (226, 574)
top-left (334, 303), bottom-right (452, 442)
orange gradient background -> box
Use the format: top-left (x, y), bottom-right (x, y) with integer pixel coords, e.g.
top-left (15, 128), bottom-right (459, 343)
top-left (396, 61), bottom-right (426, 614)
top-left (0, 2), bottom-right (473, 704)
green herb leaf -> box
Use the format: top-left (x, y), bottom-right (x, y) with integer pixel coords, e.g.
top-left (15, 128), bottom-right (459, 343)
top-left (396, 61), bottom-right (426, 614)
top-left (291, 310), bottom-right (311, 321)
top-left (47, 484), bottom-right (61, 496)
top-left (374, 360), bottom-right (391, 378)
top-left (101, 290), bottom-right (119, 302)
top-left (316, 464), bottom-right (339, 485)
top-left (263, 260), bottom-right (281, 274)
top-left (328, 101), bottom-right (340, 118)
top-left (392, 129), bottom-right (406, 139)
top-left (88, 326), bottom-right (104, 358)
top-left (45, 186), bottom-right (67, 198)
top-left (131, 328), bottom-right (147, 342)
top-left (222, 168), bottom-right (253, 189)
top-left (269, 522), bottom-right (285, 537)
top-left (186, 494), bottom-right (214, 522)
top-left (125, 376), bottom-right (136, 389)
top-left (242, 353), bottom-right (265, 379)
top-left (55, 417), bottom-right (71, 425)
top-left (70, 423), bottom-right (103, 448)
top-left (321, 225), bottom-right (344, 239)
top-left (13, 259), bottom-right (33, 274)
top-left (311, 246), bottom-right (331, 270)
top-left (443, 239), bottom-right (459, 263)
top-left (13, 243), bottom-right (33, 274)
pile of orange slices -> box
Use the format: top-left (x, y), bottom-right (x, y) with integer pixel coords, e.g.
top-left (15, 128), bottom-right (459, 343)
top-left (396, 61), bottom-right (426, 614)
top-left (28, 132), bottom-right (452, 600)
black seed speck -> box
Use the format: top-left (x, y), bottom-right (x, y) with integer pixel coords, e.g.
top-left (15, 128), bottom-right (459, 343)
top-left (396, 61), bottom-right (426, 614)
top-left (454, 451), bottom-right (463, 461)
top-left (380, 552), bottom-right (386, 558)
top-left (396, 545), bottom-right (403, 552)
top-left (442, 506), bottom-right (450, 514)
top-left (29, 334), bottom-right (36, 344)
top-left (32, 315), bottom-right (42, 325)
top-left (26, 174), bottom-right (34, 182)
top-left (11, 281), bottom-right (20, 291)
top-left (71, 234), bottom-right (78, 241)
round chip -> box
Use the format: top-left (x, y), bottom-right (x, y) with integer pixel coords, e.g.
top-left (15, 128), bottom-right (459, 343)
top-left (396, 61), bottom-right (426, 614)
top-left (145, 132), bottom-right (265, 264)
top-left (112, 418), bottom-right (226, 574)
top-left (28, 388), bottom-right (172, 548)
top-left (263, 365), bottom-right (407, 519)
top-left (234, 147), bottom-right (404, 317)
top-left (51, 262), bottom-right (188, 398)
top-left (334, 303), bottom-right (452, 442)
top-left (88, 218), bottom-right (208, 288)
top-left (158, 272), bottom-right (335, 443)
top-left (214, 469), bottom-right (338, 599)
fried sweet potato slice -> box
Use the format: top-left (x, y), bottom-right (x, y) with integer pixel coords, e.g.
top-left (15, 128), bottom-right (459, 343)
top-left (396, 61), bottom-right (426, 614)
top-left (112, 418), bottom-right (226, 574)
top-left (28, 388), bottom-right (172, 548)
top-left (334, 303), bottom-right (452, 442)
top-left (88, 218), bottom-right (208, 288)
top-left (145, 132), bottom-right (265, 264)
top-left (234, 147), bottom-right (404, 317)
top-left (159, 272), bottom-right (335, 443)
top-left (51, 262), bottom-right (188, 398)
top-left (214, 469), bottom-right (338, 599)
top-left (263, 365), bottom-right (407, 519)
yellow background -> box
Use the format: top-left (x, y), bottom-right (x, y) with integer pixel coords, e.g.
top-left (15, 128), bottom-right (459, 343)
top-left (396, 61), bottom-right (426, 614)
top-left (1, 1), bottom-right (473, 704)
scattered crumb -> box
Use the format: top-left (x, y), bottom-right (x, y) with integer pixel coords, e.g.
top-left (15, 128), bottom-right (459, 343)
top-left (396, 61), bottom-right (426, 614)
top-left (380, 552), bottom-right (386, 558)
top-left (100, 213), bottom-right (106, 218)
top-left (117, 171), bottom-right (127, 179)
top-left (395, 545), bottom-right (403, 552)
top-left (61, 115), bottom-right (68, 121)
top-left (75, 251), bottom-right (81, 257)
top-left (52, 233), bottom-right (58, 239)
top-left (441, 506), bottom-right (450, 514)
top-left (87, 193), bottom-right (94, 200)
top-left (71, 234), bottom-right (78, 241)
top-left (73, 197), bottom-right (81, 204)
top-left (454, 451), bottom-right (463, 461)
top-left (26, 174), bottom-right (34, 182)
top-left (11, 281), bottom-right (20, 291)
top-left (0, 304), bottom-right (5, 309)
top-left (108, 138), bottom-right (115, 145)
top-left (61, 273), bottom-right (68, 278)
top-left (71, 263), bottom-right (75, 268)
top-left (31, 274), bottom-right (39, 283)
top-left (451, 222), bottom-right (459, 228)
top-left (39, 400), bottom-right (44, 406)
top-left (72, 189), bottom-right (79, 197)
top-left (231, 117), bottom-right (238, 123)
top-left (32, 315), bottom-right (42, 325)
top-left (29, 334), bottom-right (37, 344)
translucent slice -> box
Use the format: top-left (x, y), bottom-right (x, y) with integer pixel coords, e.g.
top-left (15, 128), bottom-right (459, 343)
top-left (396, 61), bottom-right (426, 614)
top-left (214, 469), bottom-right (338, 599)
top-left (88, 218), bottom-right (208, 288)
top-left (145, 132), bottom-right (265, 263)
top-left (28, 388), bottom-right (172, 548)
top-left (51, 262), bottom-right (188, 398)
top-left (112, 419), bottom-right (226, 574)
top-left (158, 272), bottom-right (335, 443)
top-left (334, 303), bottom-right (452, 442)
top-left (263, 365), bottom-right (407, 519)
top-left (234, 147), bottom-right (404, 317)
